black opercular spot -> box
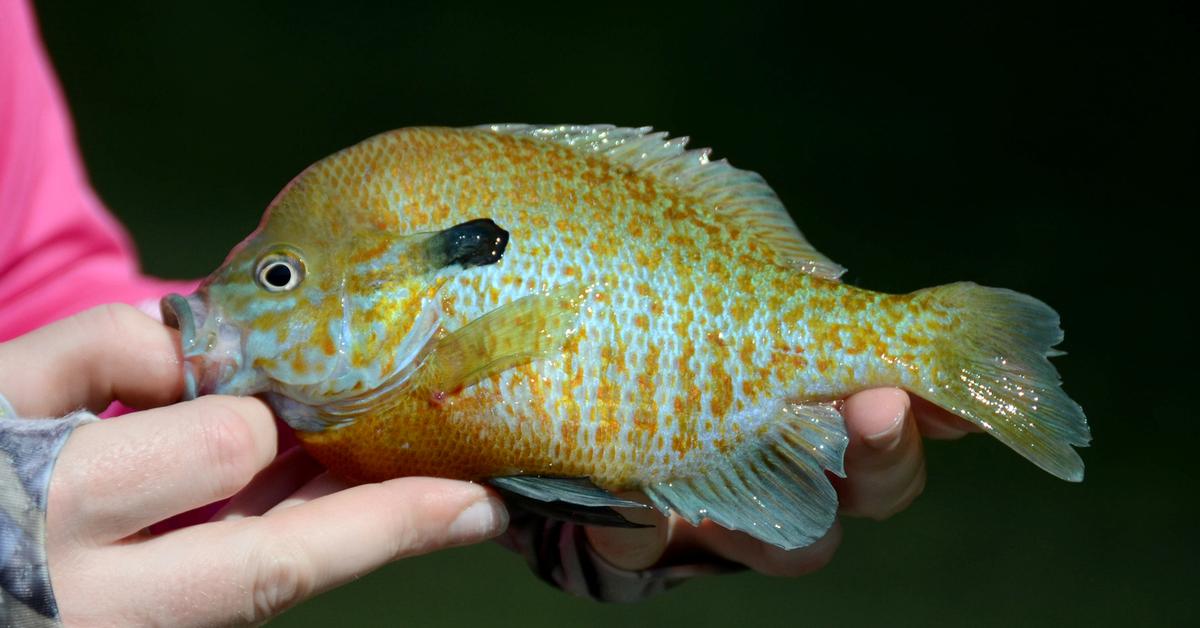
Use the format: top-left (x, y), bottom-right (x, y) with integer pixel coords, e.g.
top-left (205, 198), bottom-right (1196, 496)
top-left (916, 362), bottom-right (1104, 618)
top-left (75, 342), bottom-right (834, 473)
top-left (264, 263), bottom-right (293, 288)
top-left (437, 218), bottom-right (510, 268)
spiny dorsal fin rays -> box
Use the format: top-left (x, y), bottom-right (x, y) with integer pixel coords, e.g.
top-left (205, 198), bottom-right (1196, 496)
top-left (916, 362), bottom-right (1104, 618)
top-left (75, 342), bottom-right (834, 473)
top-left (479, 124), bottom-right (846, 281)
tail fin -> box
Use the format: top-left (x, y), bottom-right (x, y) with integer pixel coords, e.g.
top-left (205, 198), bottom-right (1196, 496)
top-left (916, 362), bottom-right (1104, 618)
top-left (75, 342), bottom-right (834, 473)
top-left (917, 283), bottom-right (1090, 481)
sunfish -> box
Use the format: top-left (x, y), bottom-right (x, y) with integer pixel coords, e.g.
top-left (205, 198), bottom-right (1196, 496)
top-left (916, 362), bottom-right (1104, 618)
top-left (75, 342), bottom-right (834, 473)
top-left (161, 124), bottom-right (1089, 549)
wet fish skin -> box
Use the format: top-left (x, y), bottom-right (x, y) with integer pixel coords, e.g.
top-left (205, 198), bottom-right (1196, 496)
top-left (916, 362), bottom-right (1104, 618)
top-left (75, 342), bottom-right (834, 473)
top-left (162, 125), bottom-right (1089, 549)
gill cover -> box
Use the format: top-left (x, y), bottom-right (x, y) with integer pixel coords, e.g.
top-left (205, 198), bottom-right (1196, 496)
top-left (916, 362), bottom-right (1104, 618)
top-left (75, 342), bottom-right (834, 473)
top-left (161, 217), bottom-right (511, 431)
top-left (272, 218), bottom-right (511, 428)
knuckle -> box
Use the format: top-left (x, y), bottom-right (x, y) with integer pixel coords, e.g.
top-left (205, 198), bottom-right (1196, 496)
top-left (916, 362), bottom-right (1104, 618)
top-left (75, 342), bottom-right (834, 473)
top-left (799, 546), bottom-right (836, 575)
top-left (755, 541), bottom-right (836, 577)
top-left (90, 303), bottom-right (146, 337)
top-left (70, 304), bottom-right (145, 359)
top-left (247, 533), bottom-right (316, 621)
top-left (873, 464), bottom-right (927, 521)
top-left (870, 505), bottom-right (898, 522)
top-left (755, 555), bottom-right (800, 578)
top-left (198, 399), bottom-right (264, 497)
top-left (380, 503), bottom-right (419, 559)
top-left (899, 465), bottom-right (928, 509)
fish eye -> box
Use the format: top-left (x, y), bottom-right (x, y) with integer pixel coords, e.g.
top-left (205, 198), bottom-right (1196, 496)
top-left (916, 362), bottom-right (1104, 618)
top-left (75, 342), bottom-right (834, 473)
top-left (254, 253), bottom-right (305, 292)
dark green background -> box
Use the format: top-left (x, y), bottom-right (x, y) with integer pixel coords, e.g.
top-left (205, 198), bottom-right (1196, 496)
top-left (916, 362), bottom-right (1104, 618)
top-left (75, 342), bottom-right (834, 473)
top-left (32, 1), bottom-right (1196, 625)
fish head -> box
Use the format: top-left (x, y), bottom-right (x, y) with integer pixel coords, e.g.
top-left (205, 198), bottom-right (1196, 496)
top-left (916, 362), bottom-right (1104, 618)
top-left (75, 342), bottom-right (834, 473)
top-left (161, 160), bottom-right (509, 424)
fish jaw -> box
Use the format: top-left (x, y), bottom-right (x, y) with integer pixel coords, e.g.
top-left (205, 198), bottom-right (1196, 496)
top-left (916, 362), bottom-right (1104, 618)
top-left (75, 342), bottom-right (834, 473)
top-left (161, 292), bottom-right (266, 399)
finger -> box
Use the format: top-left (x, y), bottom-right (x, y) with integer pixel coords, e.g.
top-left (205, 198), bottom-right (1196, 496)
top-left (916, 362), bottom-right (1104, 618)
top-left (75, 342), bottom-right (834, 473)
top-left (118, 477), bottom-right (508, 624)
top-left (0, 304), bottom-right (184, 416)
top-left (49, 395), bottom-right (277, 542)
top-left (834, 388), bottom-right (926, 520)
top-left (911, 396), bottom-right (982, 439)
top-left (673, 518), bottom-right (843, 577)
top-left (152, 422), bottom-right (305, 532)
top-left (213, 446), bottom-right (326, 520)
top-left (584, 494), bottom-right (671, 570)
top-left (264, 471), bottom-right (352, 513)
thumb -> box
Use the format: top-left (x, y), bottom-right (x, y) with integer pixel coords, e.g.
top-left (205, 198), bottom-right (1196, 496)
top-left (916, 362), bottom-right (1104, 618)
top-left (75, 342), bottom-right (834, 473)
top-left (834, 388), bottom-right (927, 520)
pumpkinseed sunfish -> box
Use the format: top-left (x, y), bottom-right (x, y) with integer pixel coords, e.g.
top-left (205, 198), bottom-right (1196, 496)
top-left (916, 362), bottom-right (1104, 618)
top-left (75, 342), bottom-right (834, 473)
top-left (161, 124), bottom-right (1090, 549)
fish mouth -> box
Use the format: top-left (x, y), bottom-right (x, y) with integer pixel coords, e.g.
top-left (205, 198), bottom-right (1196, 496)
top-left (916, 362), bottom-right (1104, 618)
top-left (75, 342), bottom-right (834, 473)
top-left (161, 292), bottom-right (245, 399)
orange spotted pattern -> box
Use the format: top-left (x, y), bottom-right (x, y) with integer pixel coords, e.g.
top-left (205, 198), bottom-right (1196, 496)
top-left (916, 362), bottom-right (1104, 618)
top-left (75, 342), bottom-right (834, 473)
top-left (228, 127), bottom-right (955, 488)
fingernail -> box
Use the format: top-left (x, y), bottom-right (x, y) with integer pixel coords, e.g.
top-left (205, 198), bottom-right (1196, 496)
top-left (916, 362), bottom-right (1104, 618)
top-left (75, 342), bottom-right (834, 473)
top-left (863, 408), bottom-right (907, 451)
top-left (448, 496), bottom-right (508, 541)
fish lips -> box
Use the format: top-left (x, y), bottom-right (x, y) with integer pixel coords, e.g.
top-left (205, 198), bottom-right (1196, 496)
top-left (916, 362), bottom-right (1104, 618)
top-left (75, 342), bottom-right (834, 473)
top-left (161, 292), bottom-right (243, 399)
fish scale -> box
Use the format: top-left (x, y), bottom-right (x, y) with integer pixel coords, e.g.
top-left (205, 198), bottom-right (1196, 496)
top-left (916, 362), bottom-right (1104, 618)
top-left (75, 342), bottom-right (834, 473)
top-left (164, 124), bottom-right (1090, 549)
top-left (306, 130), bottom-right (768, 482)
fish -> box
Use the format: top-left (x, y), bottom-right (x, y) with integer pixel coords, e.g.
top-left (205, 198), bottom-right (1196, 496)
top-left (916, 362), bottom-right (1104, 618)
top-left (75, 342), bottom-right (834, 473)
top-left (161, 124), bottom-right (1090, 550)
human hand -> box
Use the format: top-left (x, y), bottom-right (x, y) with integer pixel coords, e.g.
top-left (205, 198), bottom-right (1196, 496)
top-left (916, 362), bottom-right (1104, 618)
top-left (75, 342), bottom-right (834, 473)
top-left (0, 305), bottom-right (508, 626)
top-left (585, 388), bottom-right (980, 575)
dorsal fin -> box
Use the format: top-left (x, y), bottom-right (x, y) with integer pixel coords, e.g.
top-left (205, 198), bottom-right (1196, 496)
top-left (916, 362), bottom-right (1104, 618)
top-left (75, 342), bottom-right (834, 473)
top-left (480, 124), bottom-right (846, 281)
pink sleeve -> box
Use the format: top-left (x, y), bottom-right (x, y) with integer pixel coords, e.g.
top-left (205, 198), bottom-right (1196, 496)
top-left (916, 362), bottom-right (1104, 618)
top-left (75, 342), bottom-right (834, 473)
top-left (0, 0), bottom-right (197, 342)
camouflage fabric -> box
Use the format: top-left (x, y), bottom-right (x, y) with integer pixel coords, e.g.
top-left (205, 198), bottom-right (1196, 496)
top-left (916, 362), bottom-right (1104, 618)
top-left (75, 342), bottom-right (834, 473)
top-left (499, 505), bottom-right (740, 602)
top-left (0, 395), bottom-right (95, 627)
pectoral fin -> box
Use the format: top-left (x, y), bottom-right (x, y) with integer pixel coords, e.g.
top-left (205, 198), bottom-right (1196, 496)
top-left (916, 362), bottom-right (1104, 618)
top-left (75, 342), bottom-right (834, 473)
top-left (489, 476), bottom-right (653, 528)
top-left (419, 284), bottom-right (589, 394)
top-left (489, 476), bottom-right (648, 509)
top-left (490, 476), bottom-right (653, 528)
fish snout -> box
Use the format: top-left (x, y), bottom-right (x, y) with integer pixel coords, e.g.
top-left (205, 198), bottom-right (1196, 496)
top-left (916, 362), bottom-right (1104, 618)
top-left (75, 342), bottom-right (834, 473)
top-left (161, 292), bottom-right (245, 399)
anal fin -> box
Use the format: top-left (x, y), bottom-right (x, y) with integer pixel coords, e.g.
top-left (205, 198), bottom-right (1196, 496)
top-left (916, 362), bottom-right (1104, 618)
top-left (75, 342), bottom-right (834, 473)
top-left (643, 401), bottom-right (848, 550)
